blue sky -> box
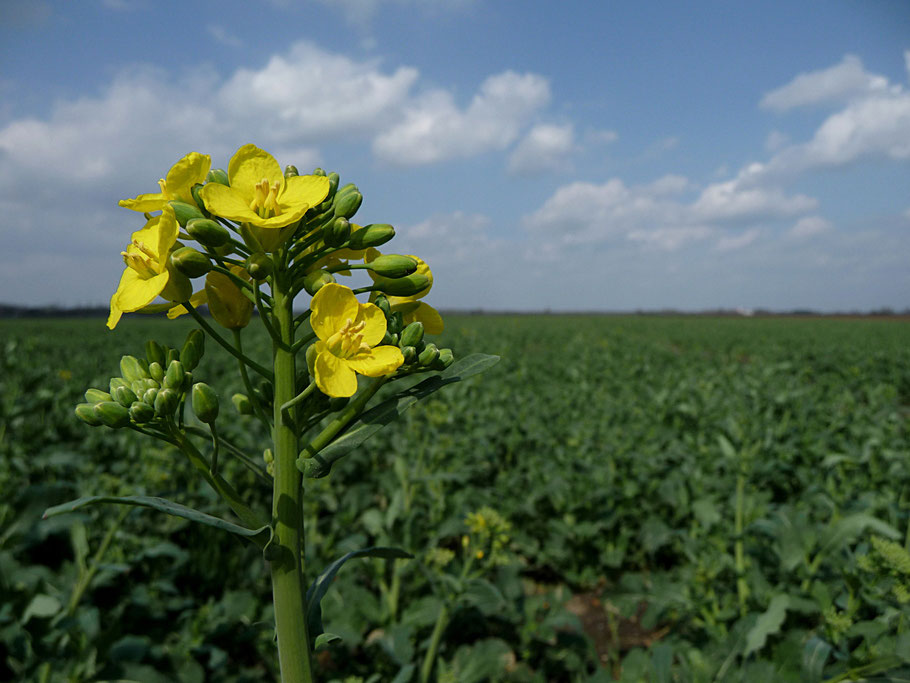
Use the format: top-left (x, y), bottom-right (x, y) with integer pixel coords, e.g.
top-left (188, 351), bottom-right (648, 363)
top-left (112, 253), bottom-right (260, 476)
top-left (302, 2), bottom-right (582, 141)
top-left (1, 0), bottom-right (909, 312)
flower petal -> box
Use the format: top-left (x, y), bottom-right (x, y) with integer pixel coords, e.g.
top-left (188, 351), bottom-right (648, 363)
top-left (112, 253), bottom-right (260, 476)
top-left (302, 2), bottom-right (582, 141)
top-left (118, 192), bottom-right (167, 212)
top-left (315, 352), bottom-right (359, 397)
top-left (167, 288), bottom-right (207, 319)
top-left (165, 152), bottom-right (211, 205)
top-left (200, 183), bottom-right (261, 224)
top-left (407, 301), bottom-right (444, 334)
top-left (154, 207), bottom-right (179, 264)
top-left (345, 346), bottom-right (404, 377)
top-left (279, 174), bottom-right (330, 214)
top-left (113, 268), bottom-right (169, 313)
top-left (228, 144), bottom-right (284, 200)
top-left (311, 284), bottom-right (360, 341)
top-left (355, 302), bottom-right (387, 347)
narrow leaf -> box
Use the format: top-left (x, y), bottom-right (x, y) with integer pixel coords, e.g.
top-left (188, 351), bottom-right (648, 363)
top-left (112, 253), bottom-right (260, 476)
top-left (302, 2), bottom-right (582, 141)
top-left (744, 594), bottom-right (790, 656)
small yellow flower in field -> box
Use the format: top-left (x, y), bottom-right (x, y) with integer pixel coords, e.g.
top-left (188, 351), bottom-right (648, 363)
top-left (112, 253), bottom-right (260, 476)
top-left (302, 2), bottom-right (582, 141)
top-left (118, 152), bottom-right (211, 212)
top-left (200, 144), bottom-right (330, 229)
top-left (366, 249), bottom-right (443, 334)
top-left (107, 206), bottom-right (191, 330)
top-left (309, 283), bottom-right (403, 397)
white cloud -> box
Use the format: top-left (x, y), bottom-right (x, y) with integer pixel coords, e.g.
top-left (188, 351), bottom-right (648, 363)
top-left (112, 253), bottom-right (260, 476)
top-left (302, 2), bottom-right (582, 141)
top-left (788, 216), bottom-right (832, 240)
top-left (760, 54), bottom-right (889, 111)
top-left (373, 71), bottom-right (550, 165)
top-left (691, 174), bottom-right (817, 222)
top-left (714, 228), bottom-right (760, 252)
top-left (508, 123), bottom-right (575, 175)
top-left (628, 226), bottom-right (712, 250)
top-left (765, 129), bottom-right (789, 152)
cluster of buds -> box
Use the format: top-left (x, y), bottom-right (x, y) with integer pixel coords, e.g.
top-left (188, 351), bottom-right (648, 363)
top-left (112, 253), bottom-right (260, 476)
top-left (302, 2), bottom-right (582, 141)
top-left (375, 299), bottom-right (454, 373)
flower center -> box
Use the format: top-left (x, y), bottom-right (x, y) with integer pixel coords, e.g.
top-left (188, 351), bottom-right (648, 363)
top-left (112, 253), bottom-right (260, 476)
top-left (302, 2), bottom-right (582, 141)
top-left (121, 239), bottom-right (160, 278)
top-left (249, 178), bottom-right (282, 219)
top-left (325, 318), bottom-right (371, 359)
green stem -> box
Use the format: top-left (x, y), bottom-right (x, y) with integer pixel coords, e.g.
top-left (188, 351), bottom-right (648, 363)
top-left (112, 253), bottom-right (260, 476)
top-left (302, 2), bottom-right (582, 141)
top-left (420, 603), bottom-right (450, 683)
top-left (734, 464), bottom-right (748, 616)
top-left (231, 330), bottom-right (272, 430)
top-left (298, 377), bottom-right (387, 461)
top-left (66, 507), bottom-right (130, 617)
top-left (185, 303), bottom-right (273, 380)
top-left (269, 266), bottom-right (315, 683)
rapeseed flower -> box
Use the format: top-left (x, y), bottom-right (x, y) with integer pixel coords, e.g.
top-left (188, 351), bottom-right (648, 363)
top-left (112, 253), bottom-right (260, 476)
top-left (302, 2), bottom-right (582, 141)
top-left (309, 283), bottom-right (403, 397)
top-left (119, 152), bottom-right (211, 212)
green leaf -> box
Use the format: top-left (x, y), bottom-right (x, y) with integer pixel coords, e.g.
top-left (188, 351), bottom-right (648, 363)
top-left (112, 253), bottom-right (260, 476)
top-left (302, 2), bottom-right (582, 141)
top-left (298, 353), bottom-right (499, 478)
top-left (43, 496), bottom-right (271, 546)
top-left (818, 513), bottom-right (900, 556)
top-left (314, 632), bottom-right (341, 651)
top-left (21, 594), bottom-right (61, 623)
top-left (744, 594), bottom-right (790, 657)
top-left (461, 578), bottom-right (506, 616)
top-left (802, 636), bottom-right (832, 683)
top-left (306, 546), bottom-right (412, 642)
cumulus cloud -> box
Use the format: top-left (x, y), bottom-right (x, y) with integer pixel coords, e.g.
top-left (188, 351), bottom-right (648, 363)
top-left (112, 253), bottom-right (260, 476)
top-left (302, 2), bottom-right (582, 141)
top-left (372, 71), bottom-right (550, 165)
top-left (508, 123), bottom-right (575, 175)
top-left (788, 216), bottom-right (832, 240)
top-left (691, 173), bottom-right (817, 222)
top-left (760, 54), bottom-right (889, 111)
top-left (714, 228), bottom-right (760, 252)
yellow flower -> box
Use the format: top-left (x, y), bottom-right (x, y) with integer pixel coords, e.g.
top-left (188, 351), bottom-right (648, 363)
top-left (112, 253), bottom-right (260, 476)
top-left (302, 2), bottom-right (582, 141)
top-left (107, 206), bottom-right (191, 330)
top-left (200, 144), bottom-right (330, 229)
top-left (309, 283), bottom-right (404, 397)
top-left (118, 152), bottom-right (211, 212)
top-left (366, 249), bottom-right (443, 334)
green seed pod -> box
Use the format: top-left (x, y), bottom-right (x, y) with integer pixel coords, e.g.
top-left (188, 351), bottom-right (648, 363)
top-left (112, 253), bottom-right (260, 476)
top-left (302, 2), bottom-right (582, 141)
top-left (186, 218), bottom-right (231, 248)
top-left (143, 387), bottom-right (159, 405)
top-left (148, 361), bottom-right (164, 383)
top-left (323, 217), bottom-right (351, 247)
top-left (401, 345), bottom-right (417, 364)
top-left (164, 360), bottom-right (185, 390)
top-left (170, 246), bottom-right (212, 278)
top-left (120, 355), bottom-right (148, 383)
top-left (191, 383), bottom-right (219, 424)
top-left (348, 223), bottom-right (395, 250)
top-left (232, 393), bottom-right (253, 415)
top-left (75, 403), bottom-right (102, 426)
top-left (180, 329), bottom-right (205, 371)
top-left (129, 401), bottom-right (155, 424)
top-left (334, 189), bottom-right (363, 219)
top-left (418, 343), bottom-right (439, 367)
top-left (375, 273), bottom-right (430, 297)
top-left (435, 348), bottom-right (455, 370)
top-left (368, 255), bottom-right (418, 279)
top-left (205, 168), bottom-right (230, 186)
top-left (94, 401), bottom-right (130, 428)
top-left (154, 388), bottom-right (179, 417)
top-left (285, 164), bottom-right (299, 178)
top-left (84, 388), bottom-right (111, 404)
top-left (399, 321), bottom-right (425, 348)
top-left (373, 294), bottom-right (391, 318)
top-left (145, 340), bottom-right (166, 367)
top-left (246, 252), bottom-right (274, 280)
top-left (167, 200), bottom-right (205, 227)
top-left (302, 269), bottom-right (335, 296)
top-left (112, 384), bottom-right (138, 408)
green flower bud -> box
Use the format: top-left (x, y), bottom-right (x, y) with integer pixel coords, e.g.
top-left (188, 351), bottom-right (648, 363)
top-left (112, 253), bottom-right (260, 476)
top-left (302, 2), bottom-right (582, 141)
top-left (112, 384), bottom-right (138, 408)
top-left (401, 345), bottom-right (417, 364)
top-left (205, 168), bottom-right (229, 186)
top-left (232, 393), bottom-right (253, 415)
top-left (129, 401), bottom-right (155, 424)
top-left (348, 223), bottom-right (395, 250)
top-left (146, 340), bottom-right (166, 367)
top-left (190, 183), bottom-right (207, 212)
top-left (75, 403), bottom-right (102, 426)
top-left (161, 260), bottom-right (194, 303)
top-left (182, 370), bottom-right (194, 393)
top-left (186, 218), bottom-right (231, 248)
top-left (84, 388), bottom-right (111, 404)
top-left (399, 321), bottom-right (425, 348)
top-left (285, 164), bottom-right (299, 178)
top-left (246, 252), bottom-right (274, 280)
top-left (170, 246), bottom-right (213, 278)
top-left (120, 355), bottom-right (148, 383)
top-left (375, 273), bottom-right (430, 297)
top-left (180, 329), bottom-right (205, 372)
top-left (164, 360), bottom-right (185, 390)
top-left (166, 348), bottom-right (179, 366)
top-left (435, 347), bottom-right (455, 370)
top-left (167, 200), bottom-right (205, 227)
top-left (373, 294), bottom-right (391, 317)
top-left (367, 255), bottom-right (418, 279)
top-left (418, 343), bottom-right (439, 367)
top-left (257, 379), bottom-right (273, 405)
top-left (147, 361), bottom-right (164, 384)
top-left (334, 189), bottom-right (363, 219)
top-left (388, 311), bottom-right (403, 335)
top-left (154, 388), bottom-right (179, 417)
top-left (312, 167), bottom-right (327, 176)
top-left (381, 330), bottom-right (396, 346)
top-left (302, 269), bottom-right (336, 296)
top-left (191, 383), bottom-right (219, 424)
top-left (110, 377), bottom-right (129, 394)
top-left (94, 401), bottom-right (130, 428)
top-left (323, 216), bottom-right (351, 247)
top-left (143, 387), bottom-right (158, 405)
top-left (327, 172), bottom-right (340, 195)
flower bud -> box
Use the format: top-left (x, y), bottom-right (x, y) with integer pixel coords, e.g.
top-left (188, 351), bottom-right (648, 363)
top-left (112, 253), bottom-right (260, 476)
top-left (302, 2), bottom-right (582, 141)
top-left (146, 340), bottom-right (166, 367)
top-left (166, 348), bottom-right (179, 366)
top-left (374, 273), bottom-right (430, 297)
top-left (186, 218), bottom-right (231, 248)
top-left (367, 255), bottom-right (417, 279)
top-left (302, 269), bottom-right (335, 296)
top-left (256, 379), bottom-right (273, 405)
top-left (327, 172), bottom-right (340, 194)
top-left (191, 383), bottom-right (219, 424)
top-left (312, 167), bottom-right (327, 177)
top-left (167, 200), bottom-right (205, 227)
top-left (143, 387), bottom-right (158, 405)
top-left (129, 401), bottom-right (155, 424)
top-left (401, 346), bottom-right (417, 364)
top-left (181, 329), bottom-right (205, 371)
top-left (119, 355), bottom-right (148, 383)
top-left (75, 403), bottom-right (102, 426)
top-left (205, 168), bottom-right (229, 186)
top-left (161, 261), bottom-right (194, 303)
top-left (399, 321), bottom-right (424, 348)
top-left (112, 384), bottom-right (138, 408)
top-left (373, 294), bottom-right (391, 318)
top-left (232, 393), bottom-right (253, 415)
top-left (164, 360), bottom-right (185, 390)
top-left (284, 164), bottom-right (299, 178)
top-left (323, 216), bottom-right (351, 247)
top-left (205, 268), bottom-right (253, 330)
top-left (435, 348), bottom-right (455, 370)
top-left (418, 343), bottom-right (439, 367)
top-left (84, 388), bottom-right (111, 404)
top-left (246, 252), bottom-right (274, 280)
top-left (94, 401), bottom-right (130, 428)
top-left (348, 223), bottom-right (395, 250)
top-left (147, 361), bottom-right (164, 383)
top-left (154, 388), bottom-right (179, 417)
top-left (334, 189), bottom-right (363, 219)
top-left (190, 183), bottom-right (207, 212)
top-left (170, 246), bottom-right (213, 278)
top-left (388, 311), bottom-right (404, 335)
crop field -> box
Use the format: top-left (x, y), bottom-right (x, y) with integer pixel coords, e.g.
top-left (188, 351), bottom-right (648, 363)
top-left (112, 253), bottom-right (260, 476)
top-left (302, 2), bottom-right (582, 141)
top-left (2, 314), bottom-right (910, 682)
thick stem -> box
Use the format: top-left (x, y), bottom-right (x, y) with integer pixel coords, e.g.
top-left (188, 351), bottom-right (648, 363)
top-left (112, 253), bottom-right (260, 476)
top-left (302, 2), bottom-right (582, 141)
top-left (420, 603), bottom-right (450, 683)
top-left (269, 270), bottom-right (315, 683)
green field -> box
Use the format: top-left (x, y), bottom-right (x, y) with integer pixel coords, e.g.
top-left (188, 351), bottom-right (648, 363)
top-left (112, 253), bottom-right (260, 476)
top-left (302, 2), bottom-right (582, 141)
top-left (2, 315), bottom-right (910, 681)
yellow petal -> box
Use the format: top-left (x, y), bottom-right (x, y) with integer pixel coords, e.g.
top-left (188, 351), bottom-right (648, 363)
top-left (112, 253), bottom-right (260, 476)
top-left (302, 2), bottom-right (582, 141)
top-left (165, 152), bottom-right (211, 205)
top-left (107, 291), bottom-right (124, 330)
top-left (279, 174), bottom-right (330, 214)
top-left (118, 192), bottom-right (167, 212)
top-left (345, 345), bottom-right (404, 377)
top-left (315, 351), bottom-right (358, 397)
top-left (113, 268), bottom-right (169, 313)
top-left (228, 144), bottom-right (285, 200)
top-left (154, 206), bottom-right (179, 265)
top-left (167, 288), bottom-right (208, 319)
top-left (409, 301), bottom-right (444, 334)
top-left (200, 183), bottom-right (261, 224)
top-left (354, 302), bottom-right (387, 347)
top-left (311, 284), bottom-right (359, 341)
